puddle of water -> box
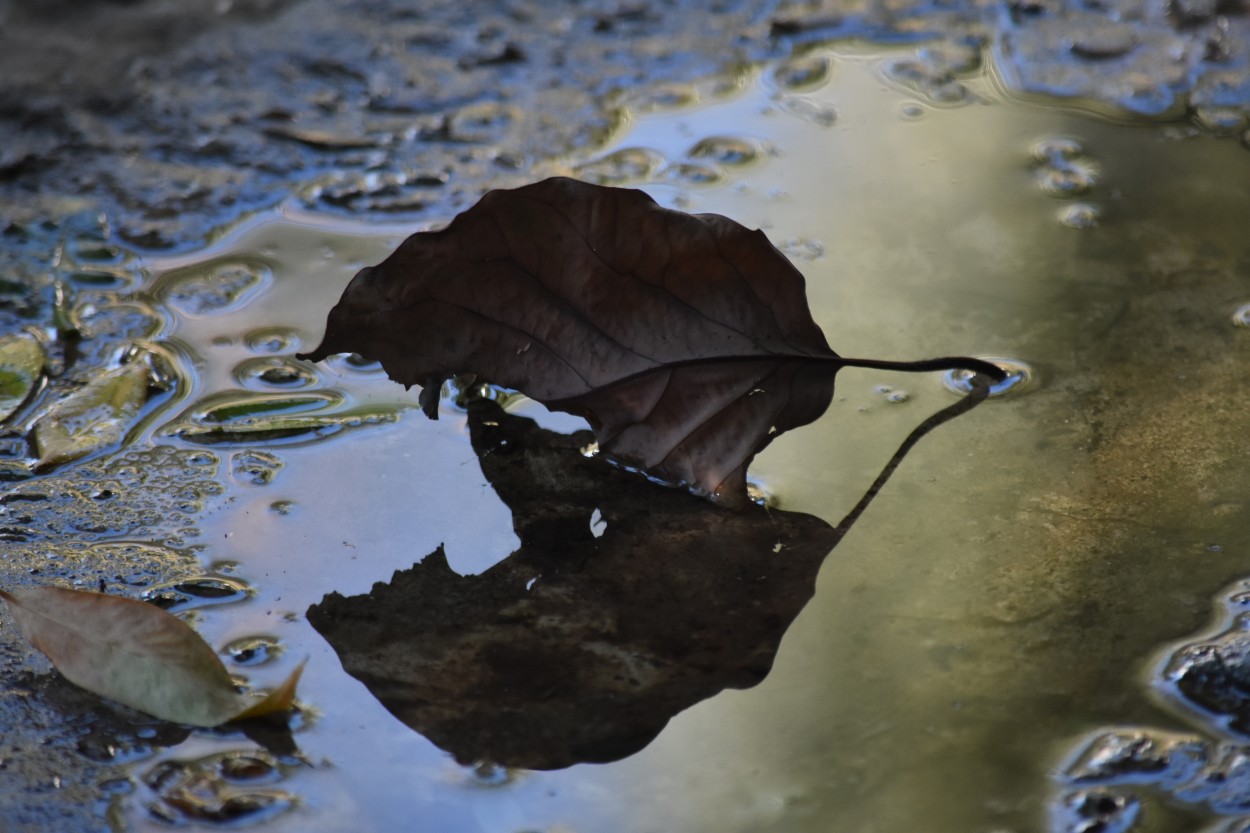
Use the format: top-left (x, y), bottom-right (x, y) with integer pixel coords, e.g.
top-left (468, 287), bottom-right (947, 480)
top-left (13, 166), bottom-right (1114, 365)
top-left (8, 40), bottom-right (1250, 833)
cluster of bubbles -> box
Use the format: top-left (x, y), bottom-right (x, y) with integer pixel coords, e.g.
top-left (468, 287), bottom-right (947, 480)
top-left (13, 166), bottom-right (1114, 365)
top-left (1030, 137), bottom-right (1103, 229)
top-left (157, 259), bottom-right (272, 318)
top-left (767, 50), bottom-right (839, 127)
top-left (574, 134), bottom-right (768, 191)
top-left (882, 36), bottom-right (984, 109)
top-left (142, 750), bottom-right (300, 826)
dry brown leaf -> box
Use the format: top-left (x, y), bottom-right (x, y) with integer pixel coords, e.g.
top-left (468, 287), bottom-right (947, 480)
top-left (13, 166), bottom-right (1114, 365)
top-left (0, 586), bottom-right (301, 727)
top-left (301, 177), bottom-right (1003, 505)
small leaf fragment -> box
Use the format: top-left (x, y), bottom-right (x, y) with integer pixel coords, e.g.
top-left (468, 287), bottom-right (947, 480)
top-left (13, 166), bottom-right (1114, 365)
top-left (32, 356), bottom-right (153, 468)
top-left (0, 331), bottom-right (45, 424)
top-left (233, 658), bottom-right (307, 721)
top-left (0, 586), bottom-right (302, 727)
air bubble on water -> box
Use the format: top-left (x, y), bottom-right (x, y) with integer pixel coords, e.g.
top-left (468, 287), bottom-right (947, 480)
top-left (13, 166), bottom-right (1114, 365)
top-left (687, 136), bottom-right (762, 167)
top-left (574, 147), bottom-right (666, 185)
top-left (230, 450), bottom-right (283, 486)
top-left (776, 96), bottom-right (837, 127)
top-left (223, 635), bottom-right (282, 667)
top-left (234, 357), bottom-right (318, 390)
top-left (142, 750), bottom-right (294, 825)
top-left (158, 259), bottom-right (272, 317)
top-left (942, 357), bottom-right (1036, 398)
top-left (1231, 303), bottom-right (1250, 328)
top-left (322, 351), bottom-right (386, 378)
top-left (899, 102), bottom-right (926, 120)
top-left (626, 82), bottom-right (699, 113)
top-left (770, 52), bottom-right (832, 91)
top-left (462, 761), bottom-right (517, 788)
top-left (1068, 24), bottom-right (1138, 60)
top-left (1058, 203), bottom-right (1102, 229)
top-left (663, 162), bottom-right (725, 186)
top-left (245, 328), bottom-right (300, 355)
top-left (886, 390), bottom-right (910, 403)
top-left (778, 238), bottom-right (824, 262)
top-left (143, 575), bottom-right (253, 611)
top-left (1030, 137), bottom-right (1084, 165)
top-left (1193, 106), bottom-right (1248, 136)
top-left (1038, 163), bottom-right (1098, 197)
top-left (269, 500), bottom-right (294, 515)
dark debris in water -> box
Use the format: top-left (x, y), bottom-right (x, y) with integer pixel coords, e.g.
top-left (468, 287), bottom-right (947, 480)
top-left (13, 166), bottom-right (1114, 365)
top-left (1052, 583), bottom-right (1250, 831)
top-left (0, 0), bottom-right (802, 251)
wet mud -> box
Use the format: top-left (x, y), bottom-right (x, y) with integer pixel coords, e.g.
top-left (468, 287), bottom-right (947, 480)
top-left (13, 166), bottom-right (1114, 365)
top-left (2, 0), bottom-right (1250, 831)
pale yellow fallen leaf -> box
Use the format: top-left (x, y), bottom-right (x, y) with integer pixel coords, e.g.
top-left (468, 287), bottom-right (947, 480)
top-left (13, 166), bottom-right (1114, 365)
top-left (0, 586), bottom-right (301, 727)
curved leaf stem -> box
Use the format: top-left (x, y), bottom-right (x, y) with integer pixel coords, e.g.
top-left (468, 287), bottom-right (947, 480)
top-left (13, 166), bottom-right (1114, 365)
top-left (835, 355), bottom-right (1008, 381)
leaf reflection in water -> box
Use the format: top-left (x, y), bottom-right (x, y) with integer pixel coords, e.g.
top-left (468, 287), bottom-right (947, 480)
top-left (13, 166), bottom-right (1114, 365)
top-left (308, 376), bottom-right (991, 770)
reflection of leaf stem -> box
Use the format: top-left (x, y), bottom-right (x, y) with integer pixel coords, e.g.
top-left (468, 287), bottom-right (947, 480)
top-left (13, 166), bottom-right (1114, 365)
top-left (835, 372), bottom-right (994, 537)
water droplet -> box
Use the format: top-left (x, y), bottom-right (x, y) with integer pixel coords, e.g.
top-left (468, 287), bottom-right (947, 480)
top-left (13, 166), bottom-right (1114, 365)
top-left (771, 53), bottom-right (832, 90)
top-left (575, 147), bottom-right (666, 185)
top-left (1057, 202), bottom-right (1102, 229)
top-left (687, 136), bottom-right (762, 167)
top-left (1232, 303), bottom-right (1250, 328)
top-left (230, 450), bottom-right (283, 486)
top-left (245, 328), bottom-right (300, 354)
top-left (158, 260), bottom-right (272, 317)
top-left (223, 635), bottom-right (282, 667)
top-left (942, 357), bottom-right (1036, 398)
top-left (234, 357), bottom-right (318, 390)
top-left (143, 575), bottom-right (252, 611)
